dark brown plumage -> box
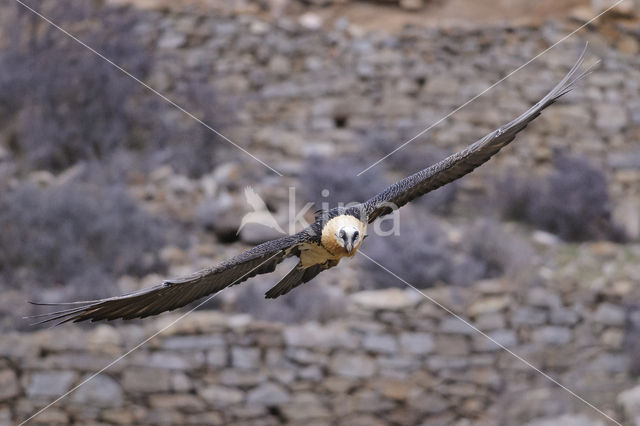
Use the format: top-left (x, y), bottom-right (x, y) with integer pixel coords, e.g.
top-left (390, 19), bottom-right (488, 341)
top-left (31, 47), bottom-right (594, 325)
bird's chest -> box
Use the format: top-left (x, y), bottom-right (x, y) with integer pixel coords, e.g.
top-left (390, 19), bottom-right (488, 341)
top-left (299, 243), bottom-right (343, 268)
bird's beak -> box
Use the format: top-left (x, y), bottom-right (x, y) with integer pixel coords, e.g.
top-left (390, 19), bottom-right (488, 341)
top-left (345, 242), bottom-right (353, 254)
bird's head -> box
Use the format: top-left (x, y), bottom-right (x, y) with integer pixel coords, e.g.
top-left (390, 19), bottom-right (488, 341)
top-left (336, 225), bottom-right (361, 254)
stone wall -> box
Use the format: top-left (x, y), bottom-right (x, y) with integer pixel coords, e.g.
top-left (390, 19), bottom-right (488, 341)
top-left (130, 3), bottom-right (640, 238)
top-left (4, 245), bottom-right (640, 426)
top-left (2, 2), bottom-right (640, 425)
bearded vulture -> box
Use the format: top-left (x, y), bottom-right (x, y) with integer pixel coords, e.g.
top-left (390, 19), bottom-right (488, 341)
top-left (32, 48), bottom-right (594, 325)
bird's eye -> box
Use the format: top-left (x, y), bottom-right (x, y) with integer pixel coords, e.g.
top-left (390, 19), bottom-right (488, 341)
top-left (339, 230), bottom-right (345, 238)
top-left (353, 231), bottom-right (359, 240)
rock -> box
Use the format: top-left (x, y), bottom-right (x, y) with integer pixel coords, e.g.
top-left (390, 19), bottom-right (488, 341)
top-left (21, 407), bottom-right (68, 424)
top-left (281, 393), bottom-right (330, 420)
top-left (132, 351), bottom-right (202, 370)
top-left (439, 317), bottom-right (476, 335)
top-left (434, 335), bottom-right (469, 356)
top-left (376, 379), bottom-right (413, 400)
top-left (284, 323), bottom-right (356, 349)
top-left (228, 314), bottom-right (253, 329)
top-left (247, 382), bottom-right (291, 405)
top-left (102, 408), bottom-right (134, 424)
top-left (591, 0), bottom-right (636, 16)
top-left (162, 335), bottom-right (225, 350)
top-left (299, 13), bottom-right (322, 30)
top-left (594, 104), bottom-right (628, 131)
top-left (329, 352), bottom-right (376, 378)
top-left (171, 372), bottom-right (193, 392)
top-left (149, 394), bottom-right (206, 411)
top-left (158, 31), bottom-right (186, 49)
top-left (531, 326), bottom-right (572, 345)
top-left (408, 390), bottom-right (450, 414)
top-left (26, 371), bottom-right (77, 398)
top-left (282, 402), bottom-right (330, 420)
top-left (523, 413), bottom-right (604, 426)
top-left (588, 241), bottom-right (619, 259)
top-left (206, 347), bottom-right (228, 367)
top-left (542, 104), bottom-right (590, 133)
top-left (122, 368), bottom-right (171, 393)
top-left (589, 353), bottom-right (630, 373)
top-left (631, 102), bottom-right (640, 125)
top-left (472, 330), bottom-right (518, 351)
top-left (467, 296), bottom-right (511, 316)
top-left (601, 328), bottom-right (624, 348)
top-left (425, 74), bottom-right (459, 95)
top-left (363, 333), bottom-right (398, 354)
top-left (352, 388), bottom-right (395, 412)
top-left (231, 347), bottom-right (261, 370)
top-left (399, 332), bottom-right (434, 354)
top-left (512, 307), bottom-right (547, 326)
top-left (34, 327), bottom-right (89, 352)
top-left (618, 35), bottom-right (640, 55)
top-left (351, 289), bottom-right (419, 310)
top-left (198, 385), bottom-right (244, 407)
top-left (0, 333), bottom-right (38, 359)
top-left (299, 365), bottom-right (323, 381)
top-left (219, 370), bottom-right (266, 387)
top-left (271, 366), bottom-right (296, 384)
top-left (475, 312), bottom-right (506, 330)
top-left (613, 199), bottom-right (640, 240)
top-left (27, 170), bottom-right (55, 187)
top-left (618, 385), bottom-right (640, 423)
top-left (0, 370), bottom-right (19, 401)
top-left (87, 325), bottom-right (122, 355)
top-left (285, 348), bottom-right (329, 365)
top-left (70, 374), bottom-right (123, 407)
top-left (526, 287), bottom-right (561, 309)
top-left (532, 231), bottom-right (561, 246)
top-left (268, 55), bottom-right (291, 77)
top-left (593, 303), bottom-right (625, 326)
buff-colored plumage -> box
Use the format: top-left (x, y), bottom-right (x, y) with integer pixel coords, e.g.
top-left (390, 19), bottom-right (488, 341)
top-left (320, 215), bottom-right (366, 257)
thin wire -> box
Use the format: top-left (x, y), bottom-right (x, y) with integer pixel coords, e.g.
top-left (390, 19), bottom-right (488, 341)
top-left (357, 0), bottom-right (625, 176)
top-left (357, 250), bottom-right (622, 426)
top-left (13, 0), bottom-right (283, 177)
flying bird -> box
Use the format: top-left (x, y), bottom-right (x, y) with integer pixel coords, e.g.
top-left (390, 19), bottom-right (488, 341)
top-left (32, 49), bottom-right (594, 325)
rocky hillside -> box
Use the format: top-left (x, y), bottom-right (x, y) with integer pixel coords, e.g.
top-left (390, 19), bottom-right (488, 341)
top-left (0, 0), bottom-right (639, 424)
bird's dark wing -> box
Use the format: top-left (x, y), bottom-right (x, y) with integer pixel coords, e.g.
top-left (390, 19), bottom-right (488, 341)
top-left (362, 47), bottom-right (595, 223)
top-left (30, 231), bottom-right (314, 325)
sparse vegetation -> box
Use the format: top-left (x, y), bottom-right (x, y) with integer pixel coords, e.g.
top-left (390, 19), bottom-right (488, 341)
top-left (360, 210), bottom-right (468, 289)
top-left (0, 0), bottom-right (224, 177)
top-left (360, 209), bottom-right (534, 289)
top-left (464, 218), bottom-right (534, 280)
top-left (0, 1), bottom-right (150, 172)
top-left (499, 154), bottom-right (624, 242)
top-left (0, 181), bottom-right (166, 298)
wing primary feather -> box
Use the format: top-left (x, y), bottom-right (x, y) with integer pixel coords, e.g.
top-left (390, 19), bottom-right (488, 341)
top-left (29, 233), bottom-right (309, 325)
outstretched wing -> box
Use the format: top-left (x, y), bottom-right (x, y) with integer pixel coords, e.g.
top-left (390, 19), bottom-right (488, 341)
top-left (31, 231), bottom-right (313, 325)
top-left (362, 47), bottom-right (595, 223)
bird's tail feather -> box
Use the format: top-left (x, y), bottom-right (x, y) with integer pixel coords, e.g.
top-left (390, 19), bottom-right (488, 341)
top-left (265, 265), bottom-right (305, 299)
